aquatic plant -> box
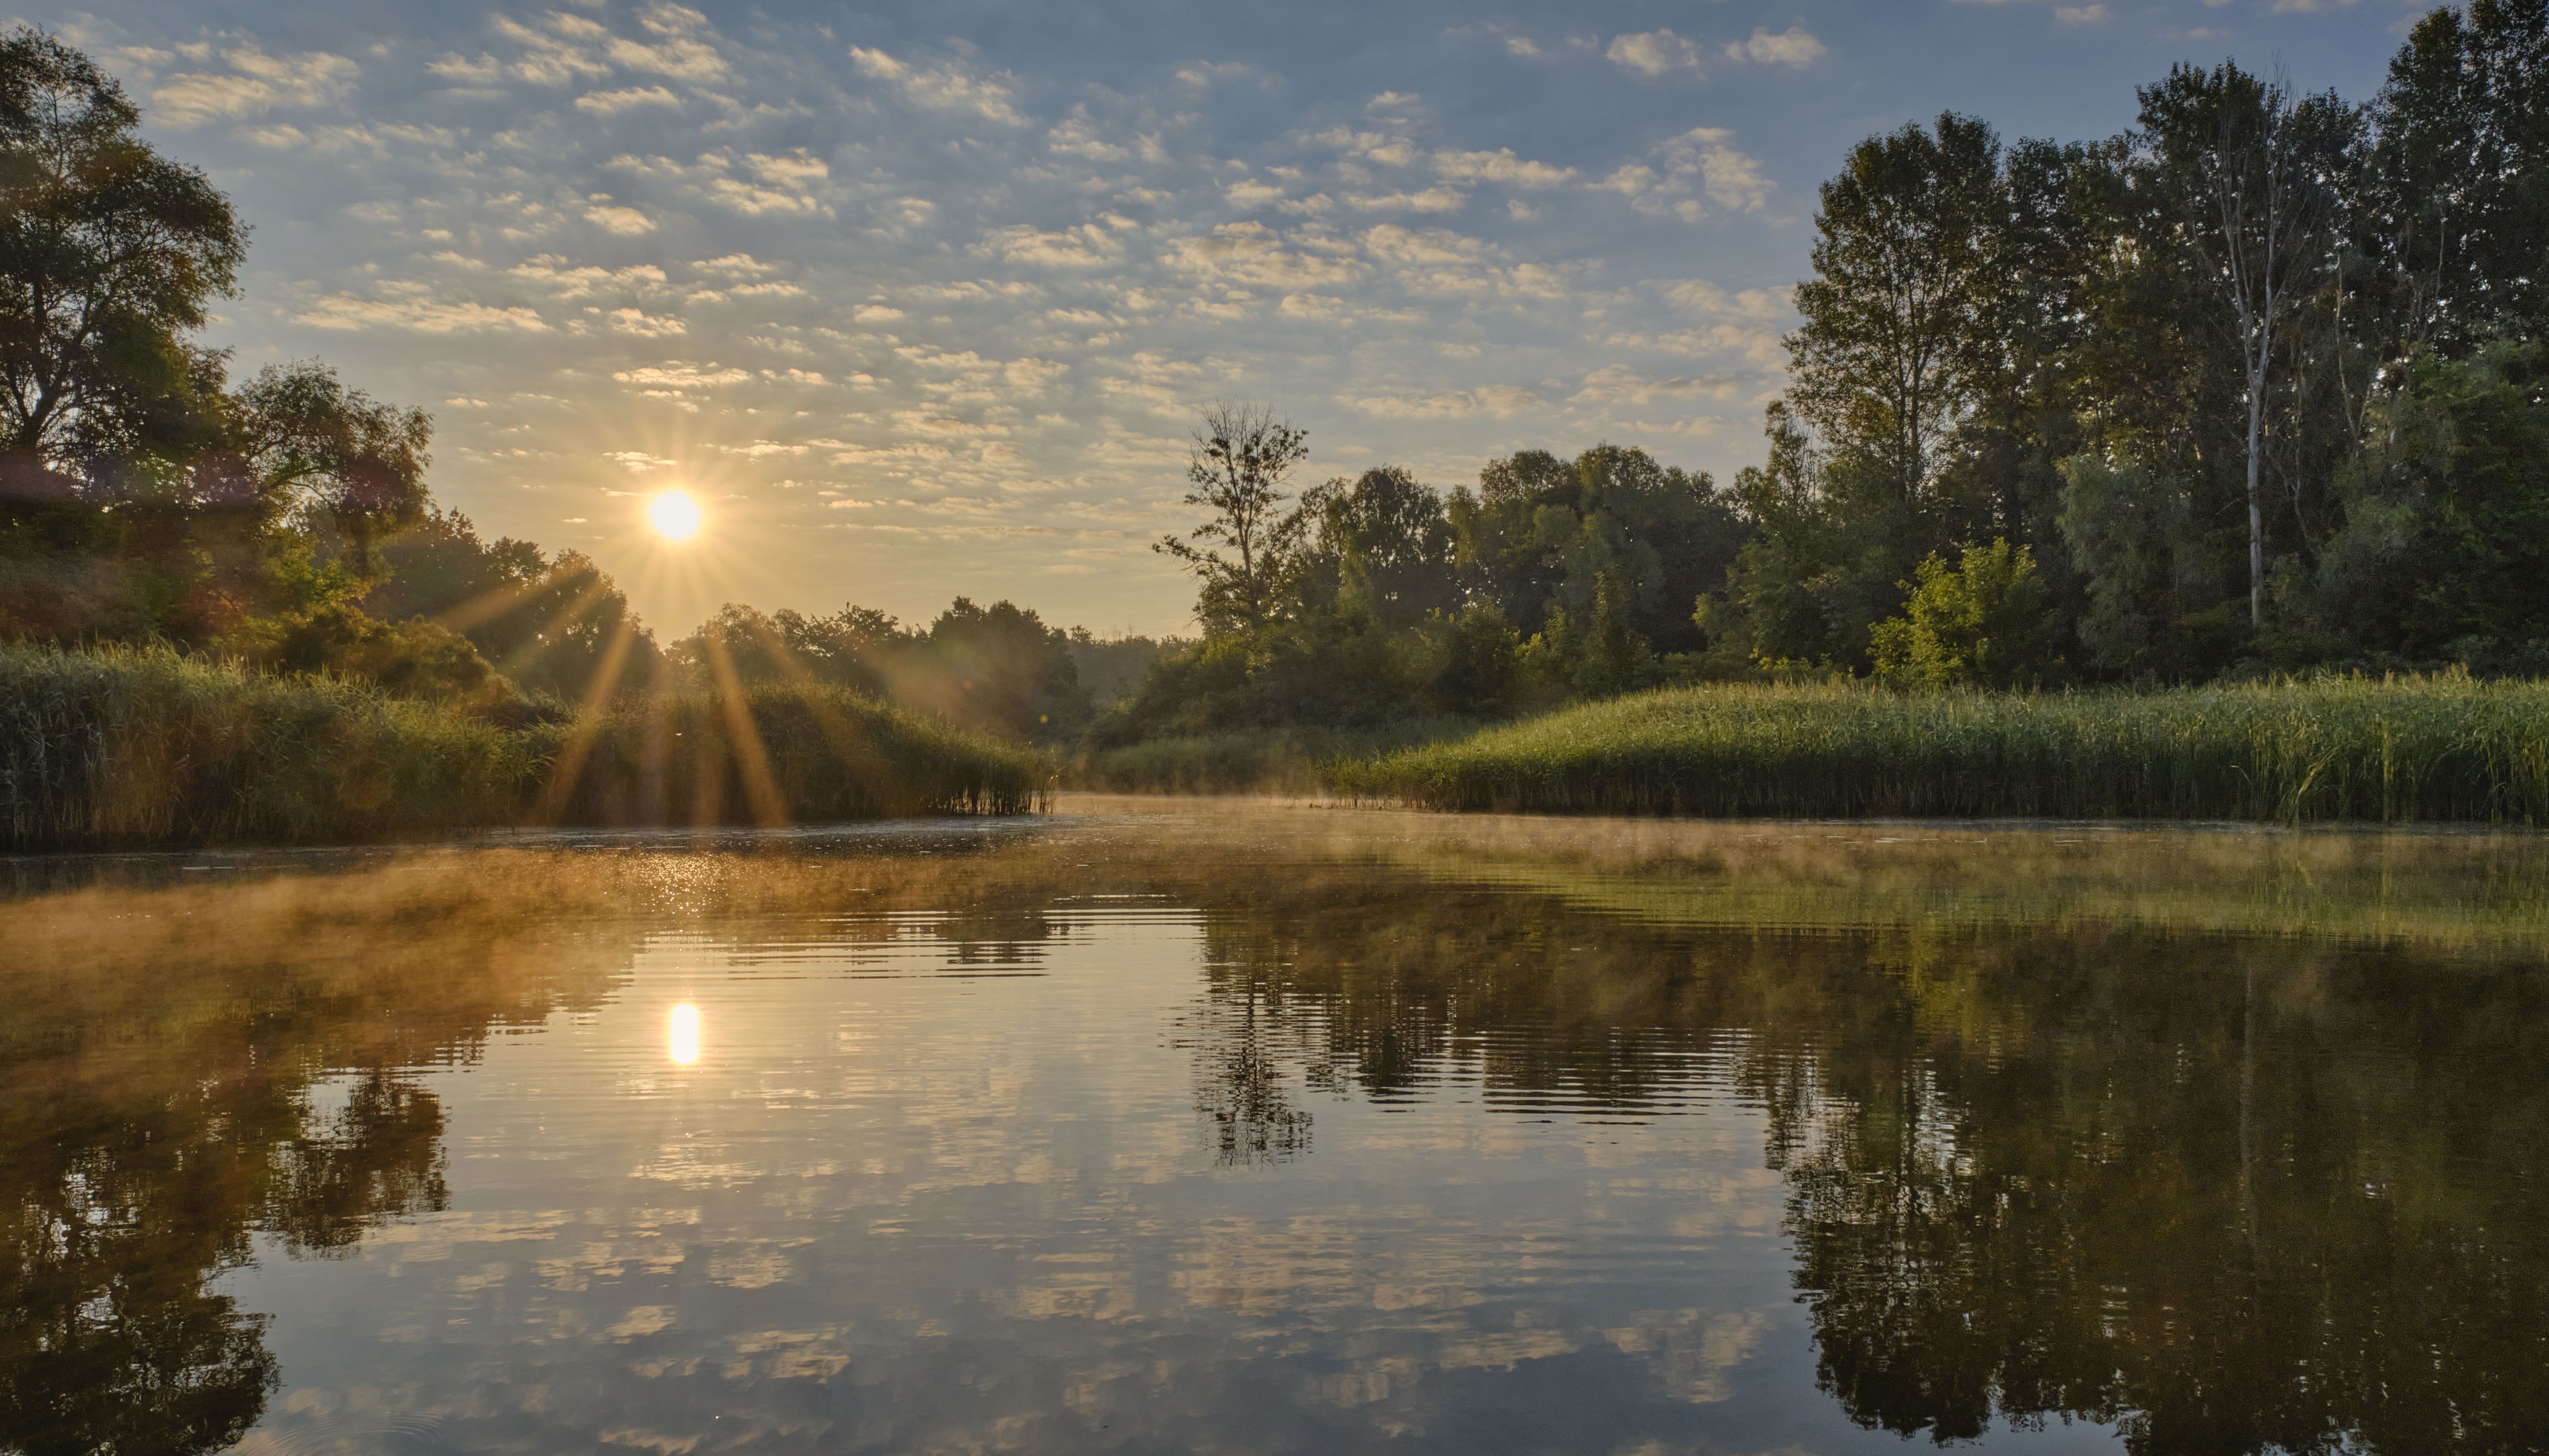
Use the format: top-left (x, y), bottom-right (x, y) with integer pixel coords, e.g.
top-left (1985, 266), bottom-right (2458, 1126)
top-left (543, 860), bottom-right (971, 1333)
top-left (0, 643), bottom-right (1048, 849)
top-left (1333, 676), bottom-right (2549, 824)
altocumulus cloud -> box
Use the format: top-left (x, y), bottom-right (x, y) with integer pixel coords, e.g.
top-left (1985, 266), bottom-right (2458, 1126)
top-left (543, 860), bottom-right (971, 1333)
top-left (61, 0), bottom-right (2391, 632)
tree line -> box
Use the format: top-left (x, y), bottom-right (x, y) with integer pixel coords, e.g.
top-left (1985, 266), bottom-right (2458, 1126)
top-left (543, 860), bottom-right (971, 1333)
top-left (1120, 0), bottom-right (2549, 738)
top-left (0, 26), bottom-right (1152, 745)
top-left (6, 10), bottom-right (2542, 756)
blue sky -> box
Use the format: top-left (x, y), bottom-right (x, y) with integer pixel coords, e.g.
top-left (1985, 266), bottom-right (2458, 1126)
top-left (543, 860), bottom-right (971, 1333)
top-left (39, 0), bottom-right (2424, 635)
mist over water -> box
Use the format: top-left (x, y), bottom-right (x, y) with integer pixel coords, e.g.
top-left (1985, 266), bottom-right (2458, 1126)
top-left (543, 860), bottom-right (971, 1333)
top-left (5, 801), bottom-right (2544, 1454)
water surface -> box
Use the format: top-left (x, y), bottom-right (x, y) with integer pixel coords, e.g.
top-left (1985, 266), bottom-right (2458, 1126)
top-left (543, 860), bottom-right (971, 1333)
top-left (6, 798), bottom-right (2546, 1455)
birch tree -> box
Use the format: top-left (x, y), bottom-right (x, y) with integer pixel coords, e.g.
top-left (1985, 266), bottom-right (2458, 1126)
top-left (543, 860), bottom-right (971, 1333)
top-left (2139, 64), bottom-right (2353, 628)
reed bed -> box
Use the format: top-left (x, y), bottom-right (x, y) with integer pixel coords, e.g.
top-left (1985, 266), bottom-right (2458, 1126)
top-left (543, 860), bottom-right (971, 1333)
top-left (1, 644), bottom-right (1049, 850)
top-left (1332, 677), bottom-right (2549, 824)
top-left (550, 683), bottom-right (1048, 825)
top-left (1072, 718), bottom-right (1476, 797)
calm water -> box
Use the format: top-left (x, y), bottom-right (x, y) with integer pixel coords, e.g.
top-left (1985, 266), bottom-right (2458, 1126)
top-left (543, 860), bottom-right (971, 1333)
top-left (6, 798), bottom-right (2548, 1456)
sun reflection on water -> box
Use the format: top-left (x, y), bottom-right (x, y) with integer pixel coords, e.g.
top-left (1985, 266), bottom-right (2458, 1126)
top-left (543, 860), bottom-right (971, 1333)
top-left (668, 1003), bottom-right (701, 1065)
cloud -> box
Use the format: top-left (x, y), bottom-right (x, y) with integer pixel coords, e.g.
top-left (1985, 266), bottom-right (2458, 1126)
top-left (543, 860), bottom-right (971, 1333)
top-left (1663, 280), bottom-right (1790, 319)
top-left (607, 4), bottom-right (727, 79)
top-left (1344, 188), bottom-right (1465, 213)
top-left (1347, 385), bottom-right (1543, 419)
top-left (585, 204), bottom-right (657, 235)
top-left (1047, 105), bottom-right (1127, 160)
top-left (576, 85), bottom-right (684, 114)
top-left (510, 256), bottom-right (669, 297)
top-left (1601, 129), bottom-right (1774, 220)
top-left (298, 288), bottom-right (549, 334)
top-left (1568, 365), bottom-right (1740, 405)
top-left (1165, 222), bottom-right (1365, 289)
top-left (1725, 26), bottom-right (1827, 66)
top-left (2055, 4), bottom-right (2113, 22)
top-left (151, 45), bottom-right (357, 125)
top-left (849, 46), bottom-right (1026, 126)
top-left (611, 363), bottom-right (753, 389)
top-left (1606, 30), bottom-right (1702, 78)
top-left (1434, 148), bottom-right (1578, 188)
top-left (608, 308), bottom-right (686, 336)
top-left (987, 224), bottom-right (1125, 268)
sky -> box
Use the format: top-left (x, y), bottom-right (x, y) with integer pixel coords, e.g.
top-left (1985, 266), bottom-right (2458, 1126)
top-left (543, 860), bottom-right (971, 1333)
top-left (36, 0), bottom-right (2427, 638)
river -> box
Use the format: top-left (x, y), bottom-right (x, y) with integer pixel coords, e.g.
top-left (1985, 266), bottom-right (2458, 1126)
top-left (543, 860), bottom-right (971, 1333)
top-left (5, 797), bottom-right (2543, 1454)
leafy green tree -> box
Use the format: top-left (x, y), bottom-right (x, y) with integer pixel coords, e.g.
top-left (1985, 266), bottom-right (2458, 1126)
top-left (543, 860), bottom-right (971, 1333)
top-left (2055, 454), bottom-right (2225, 678)
top-left (1869, 539), bottom-right (2059, 689)
top-left (367, 509), bottom-right (662, 703)
top-left (0, 27), bottom-right (242, 485)
top-left (1786, 114), bottom-right (2010, 506)
top-left (1156, 402), bottom-right (1312, 633)
top-left (2134, 63), bottom-right (2358, 630)
top-left (2279, 341), bottom-right (2549, 669)
top-left (1452, 443), bottom-right (1743, 657)
top-left (229, 362), bottom-right (432, 576)
top-left (1297, 465), bottom-right (1457, 630)
top-left (2360, 0), bottom-right (2549, 357)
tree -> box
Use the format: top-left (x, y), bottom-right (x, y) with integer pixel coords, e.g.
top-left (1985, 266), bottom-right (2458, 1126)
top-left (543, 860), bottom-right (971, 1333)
top-left (2362, 0), bottom-right (2549, 358)
top-left (1297, 465), bottom-right (1457, 630)
top-left (1156, 402), bottom-right (1311, 633)
top-left (1786, 113), bottom-right (2009, 504)
top-left (229, 361), bottom-right (432, 575)
top-left (2137, 63), bottom-right (2356, 630)
top-left (1868, 539), bottom-right (2059, 689)
top-left (0, 27), bottom-right (244, 483)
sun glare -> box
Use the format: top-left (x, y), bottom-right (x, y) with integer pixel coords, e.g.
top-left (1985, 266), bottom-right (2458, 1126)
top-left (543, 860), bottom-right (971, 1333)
top-left (649, 489), bottom-right (703, 541)
top-left (668, 1003), bottom-right (701, 1065)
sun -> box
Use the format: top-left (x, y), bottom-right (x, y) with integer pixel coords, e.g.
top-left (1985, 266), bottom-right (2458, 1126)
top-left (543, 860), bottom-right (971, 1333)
top-left (648, 489), bottom-right (703, 541)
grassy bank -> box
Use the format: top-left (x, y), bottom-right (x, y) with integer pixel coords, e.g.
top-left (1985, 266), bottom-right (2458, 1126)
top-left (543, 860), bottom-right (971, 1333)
top-left (2, 644), bottom-right (1047, 850)
top-left (1332, 678), bottom-right (2549, 824)
top-left (1071, 718), bottom-right (1476, 796)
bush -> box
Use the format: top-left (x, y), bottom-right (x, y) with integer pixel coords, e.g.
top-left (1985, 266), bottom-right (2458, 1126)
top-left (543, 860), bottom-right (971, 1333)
top-left (1870, 539), bottom-right (2060, 689)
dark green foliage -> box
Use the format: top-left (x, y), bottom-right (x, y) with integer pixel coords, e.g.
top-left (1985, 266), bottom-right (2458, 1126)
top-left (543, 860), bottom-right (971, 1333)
top-left (546, 681), bottom-right (1048, 826)
top-left (672, 595), bottom-right (1093, 745)
top-left (1452, 443), bottom-right (1744, 657)
top-left (0, 27), bottom-right (243, 481)
top-left (1711, 16), bottom-right (2546, 686)
top-left (1064, 627), bottom-right (1185, 706)
top-left (364, 508), bottom-right (662, 704)
top-left (1338, 677), bottom-right (2549, 824)
top-left (1298, 465), bottom-right (1458, 630)
top-left (2360, 0), bottom-right (2549, 354)
top-left (0, 643), bottom-right (1047, 849)
top-left (2277, 341), bottom-right (2549, 669)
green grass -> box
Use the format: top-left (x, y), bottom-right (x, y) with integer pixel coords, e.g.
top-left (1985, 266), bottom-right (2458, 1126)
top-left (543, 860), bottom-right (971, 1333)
top-left (1, 643), bottom-right (1049, 850)
top-left (1331, 677), bottom-right (2549, 824)
top-left (1071, 718), bottom-right (1478, 797)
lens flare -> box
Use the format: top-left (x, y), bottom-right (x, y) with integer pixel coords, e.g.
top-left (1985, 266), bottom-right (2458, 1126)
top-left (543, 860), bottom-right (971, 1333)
top-left (649, 489), bottom-right (703, 541)
top-left (668, 1003), bottom-right (701, 1065)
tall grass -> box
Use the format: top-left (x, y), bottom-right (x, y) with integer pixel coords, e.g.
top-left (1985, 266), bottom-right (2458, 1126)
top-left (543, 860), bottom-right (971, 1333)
top-left (549, 683), bottom-right (1047, 825)
top-left (1333, 677), bottom-right (2549, 824)
top-left (1071, 718), bottom-right (1478, 796)
top-left (1, 643), bottom-right (1049, 850)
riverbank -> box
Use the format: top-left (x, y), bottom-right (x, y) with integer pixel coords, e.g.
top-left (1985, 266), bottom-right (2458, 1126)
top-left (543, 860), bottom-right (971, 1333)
top-left (0, 644), bottom-right (1047, 850)
top-left (1329, 677), bottom-right (2549, 824)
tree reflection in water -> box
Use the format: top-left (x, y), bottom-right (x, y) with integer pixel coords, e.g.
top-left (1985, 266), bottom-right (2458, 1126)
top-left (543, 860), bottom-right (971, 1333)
top-left (1173, 849), bottom-right (2549, 1453)
top-left (0, 858), bottom-right (633, 1456)
top-left (0, 816), bottom-right (2542, 1454)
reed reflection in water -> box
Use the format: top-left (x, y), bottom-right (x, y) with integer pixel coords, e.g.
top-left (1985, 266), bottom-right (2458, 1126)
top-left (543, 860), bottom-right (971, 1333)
top-left (1, 800), bottom-right (2544, 1455)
